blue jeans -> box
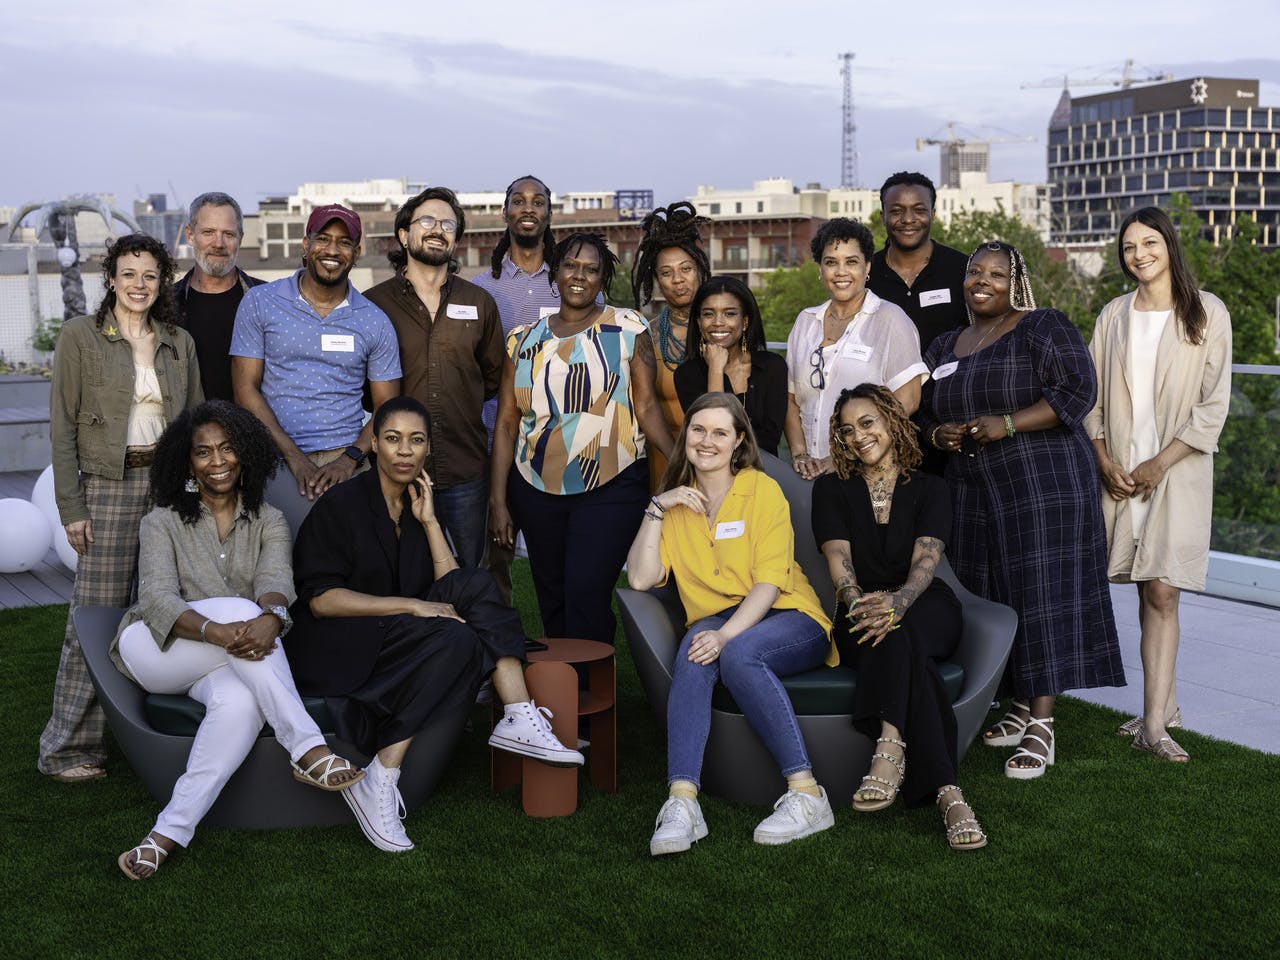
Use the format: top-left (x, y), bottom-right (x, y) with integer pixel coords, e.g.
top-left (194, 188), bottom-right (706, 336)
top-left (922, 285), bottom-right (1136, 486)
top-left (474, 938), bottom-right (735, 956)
top-left (434, 475), bottom-right (489, 569)
top-left (667, 606), bottom-right (830, 787)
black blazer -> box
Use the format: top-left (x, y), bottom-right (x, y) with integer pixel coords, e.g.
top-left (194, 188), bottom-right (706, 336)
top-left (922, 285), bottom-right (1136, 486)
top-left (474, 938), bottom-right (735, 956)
top-left (285, 469), bottom-right (437, 696)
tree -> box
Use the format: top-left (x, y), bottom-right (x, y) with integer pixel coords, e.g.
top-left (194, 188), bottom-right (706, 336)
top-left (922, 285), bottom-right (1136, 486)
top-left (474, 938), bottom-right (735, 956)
top-left (757, 261), bottom-right (825, 344)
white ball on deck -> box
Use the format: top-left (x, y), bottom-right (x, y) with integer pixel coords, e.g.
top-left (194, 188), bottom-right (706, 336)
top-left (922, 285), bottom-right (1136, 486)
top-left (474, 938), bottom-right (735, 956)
top-left (31, 465), bottom-right (77, 574)
top-left (0, 498), bottom-right (53, 573)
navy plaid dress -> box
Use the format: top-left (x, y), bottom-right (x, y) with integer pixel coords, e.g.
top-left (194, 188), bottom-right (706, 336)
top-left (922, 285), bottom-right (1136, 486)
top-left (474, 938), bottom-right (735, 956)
top-left (924, 309), bottom-right (1124, 698)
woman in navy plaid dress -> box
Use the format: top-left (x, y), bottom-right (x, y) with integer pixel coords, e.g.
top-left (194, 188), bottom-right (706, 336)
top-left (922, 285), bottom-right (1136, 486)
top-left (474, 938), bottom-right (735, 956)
top-left (920, 242), bottom-right (1124, 780)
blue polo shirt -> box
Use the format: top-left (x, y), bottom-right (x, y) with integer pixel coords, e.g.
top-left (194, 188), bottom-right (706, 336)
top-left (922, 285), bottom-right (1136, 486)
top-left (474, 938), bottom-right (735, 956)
top-left (230, 270), bottom-right (401, 453)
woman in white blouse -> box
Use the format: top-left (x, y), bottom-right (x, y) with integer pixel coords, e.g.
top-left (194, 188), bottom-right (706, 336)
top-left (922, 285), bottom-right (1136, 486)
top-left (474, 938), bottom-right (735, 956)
top-left (785, 219), bottom-right (928, 480)
top-left (1086, 207), bottom-right (1232, 763)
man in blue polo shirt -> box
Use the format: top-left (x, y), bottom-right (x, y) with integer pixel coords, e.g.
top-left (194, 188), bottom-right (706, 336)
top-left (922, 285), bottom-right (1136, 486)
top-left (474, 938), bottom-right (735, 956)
top-left (231, 204), bottom-right (401, 509)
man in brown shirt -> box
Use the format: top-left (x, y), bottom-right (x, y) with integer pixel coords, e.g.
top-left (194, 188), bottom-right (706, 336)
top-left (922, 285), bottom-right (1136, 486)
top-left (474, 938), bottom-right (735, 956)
top-left (364, 187), bottom-right (504, 567)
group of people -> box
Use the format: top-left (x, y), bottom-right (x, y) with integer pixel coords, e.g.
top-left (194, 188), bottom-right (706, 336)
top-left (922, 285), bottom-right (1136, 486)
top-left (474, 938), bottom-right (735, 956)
top-left (36, 168), bottom-right (1231, 874)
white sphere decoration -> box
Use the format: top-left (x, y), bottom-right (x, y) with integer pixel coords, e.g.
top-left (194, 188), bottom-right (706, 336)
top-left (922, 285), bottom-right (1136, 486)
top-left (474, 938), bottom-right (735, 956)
top-left (0, 499), bottom-right (54, 572)
top-left (31, 465), bottom-right (77, 574)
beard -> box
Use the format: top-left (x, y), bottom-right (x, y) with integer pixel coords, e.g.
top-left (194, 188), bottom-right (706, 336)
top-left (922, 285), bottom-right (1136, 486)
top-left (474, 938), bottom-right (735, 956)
top-left (194, 249), bottom-right (236, 278)
top-left (408, 237), bottom-right (452, 267)
top-left (512, 230), bottom-right (542, 249)
top-left (304, 256), bottom-right (351, 287)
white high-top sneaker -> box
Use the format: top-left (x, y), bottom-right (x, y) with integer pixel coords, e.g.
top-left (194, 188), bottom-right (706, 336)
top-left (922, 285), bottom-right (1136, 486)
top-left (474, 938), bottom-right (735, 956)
top-left (342, 757), bottom-right (414, 853)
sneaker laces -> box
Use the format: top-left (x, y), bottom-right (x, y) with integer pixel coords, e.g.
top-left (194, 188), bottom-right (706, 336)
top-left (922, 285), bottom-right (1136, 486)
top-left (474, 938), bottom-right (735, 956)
top-left (657, 796), bottom-right (693, 830)
top-left (773, 790), bottom-right (816, 824)
top-left (378, 776), bottom-right (406, 825)
top-left (528, 702), bottom-right (563, 747)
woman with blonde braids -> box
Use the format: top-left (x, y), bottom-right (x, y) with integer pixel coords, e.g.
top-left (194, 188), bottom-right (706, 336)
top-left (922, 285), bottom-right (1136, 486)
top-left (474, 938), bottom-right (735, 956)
top-left (812, 384), bottom-right (984, 850)
top-left (631, 202), bottom-right (712, 487)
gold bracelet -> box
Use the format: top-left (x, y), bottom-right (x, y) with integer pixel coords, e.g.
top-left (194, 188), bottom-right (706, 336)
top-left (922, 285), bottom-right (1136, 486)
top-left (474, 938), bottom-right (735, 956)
top-left (930, 425), bottom-right (943, 449)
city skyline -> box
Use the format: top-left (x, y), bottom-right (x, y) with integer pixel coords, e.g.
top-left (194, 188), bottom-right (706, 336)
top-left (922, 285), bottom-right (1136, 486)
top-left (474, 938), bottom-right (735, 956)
top-left (3, 2), bottom-right (1279, 213)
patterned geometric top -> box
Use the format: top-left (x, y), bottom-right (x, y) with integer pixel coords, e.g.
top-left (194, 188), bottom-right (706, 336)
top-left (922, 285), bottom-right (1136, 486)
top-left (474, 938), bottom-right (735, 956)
top-left (507, 306), bottom-right (649, 495)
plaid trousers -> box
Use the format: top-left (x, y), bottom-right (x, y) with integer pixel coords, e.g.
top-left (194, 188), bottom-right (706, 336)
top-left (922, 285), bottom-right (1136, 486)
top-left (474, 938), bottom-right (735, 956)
top-left (37, 468), bottom-right (151, 775)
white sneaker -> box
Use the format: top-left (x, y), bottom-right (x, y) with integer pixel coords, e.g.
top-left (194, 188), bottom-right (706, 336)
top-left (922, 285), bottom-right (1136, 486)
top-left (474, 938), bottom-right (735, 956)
top-left (488, 701), bottom-right (585, 767)
top-left (342, 760), bottom-right (414, 853)
top-left (753, 787), bottom-right (835, 846)
top-left (650, 795), bottom-right (709, 856)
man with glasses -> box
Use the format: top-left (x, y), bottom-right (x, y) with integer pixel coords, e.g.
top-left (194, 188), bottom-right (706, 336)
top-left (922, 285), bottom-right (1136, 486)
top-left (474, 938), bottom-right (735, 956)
top-left (232, 204), bottom-right (402, 511)
top-left (364, 188), bottom-right (504, 567)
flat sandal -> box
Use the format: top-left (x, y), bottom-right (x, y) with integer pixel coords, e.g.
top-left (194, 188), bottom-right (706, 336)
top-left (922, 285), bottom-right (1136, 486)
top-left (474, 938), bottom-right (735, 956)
top-left (1132, 728), bottom-right (1190, 762)
top-left (1117, 709), bottom-right (1182, 737)
top-left (852, 737), bottom-right (906, 812)
top-left (937, 785), bottom-right (987, 852)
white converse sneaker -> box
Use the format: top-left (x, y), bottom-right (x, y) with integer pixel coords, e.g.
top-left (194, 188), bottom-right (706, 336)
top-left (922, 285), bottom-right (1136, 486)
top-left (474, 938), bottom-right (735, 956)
top-left (488, 701), bottom-right (585, 767)
top-left (650, 796), bottom-right (708, 856)
top-left (342, 760), bottom-right (414, 853)
top-left (753, 787), bottom-right (835, 846)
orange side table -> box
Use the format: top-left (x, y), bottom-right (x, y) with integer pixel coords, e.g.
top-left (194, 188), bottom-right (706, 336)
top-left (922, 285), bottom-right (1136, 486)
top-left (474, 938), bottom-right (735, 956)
top-left (490, 637), bottom-right (617, 817)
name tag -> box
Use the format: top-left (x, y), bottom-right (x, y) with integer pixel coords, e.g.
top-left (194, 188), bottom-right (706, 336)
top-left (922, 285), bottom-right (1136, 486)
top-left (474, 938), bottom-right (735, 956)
top-left (446, 303), bottom-right (478, 320)
top-left (919, 288), bottom-right (951, 307)
top-left (321, 334), bottom-right (355, 352)
top-left (932, 360), bottom-right (959, 379)
top-left (538, 306), bottom-right (558, 320)
top-left (842, 342), bottom-right (873, 362)
top-left (715, 520), bottom-right (745, 540)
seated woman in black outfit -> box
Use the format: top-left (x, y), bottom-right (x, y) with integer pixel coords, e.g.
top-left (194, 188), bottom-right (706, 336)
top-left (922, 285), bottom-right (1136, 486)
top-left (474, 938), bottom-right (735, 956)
top-left (811, 384), bottom-right (986, 851)
top-left (285, 396), bottom-right (582, 854)
top-left (674, 275), bottom-right (788, 456)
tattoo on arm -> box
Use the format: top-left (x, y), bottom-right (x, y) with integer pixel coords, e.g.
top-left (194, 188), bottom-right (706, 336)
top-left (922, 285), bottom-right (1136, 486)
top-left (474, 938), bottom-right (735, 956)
top-left (893, 537), bottom-right (944, 612)
top-left (634, 330), bottom-right (657, 373)
top-left (836, 558), bottom-right (862, 603)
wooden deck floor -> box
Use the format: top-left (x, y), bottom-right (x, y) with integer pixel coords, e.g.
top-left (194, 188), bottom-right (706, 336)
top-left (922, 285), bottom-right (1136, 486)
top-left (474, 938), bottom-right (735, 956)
top-left (0, 470), bottom-right (73, 609)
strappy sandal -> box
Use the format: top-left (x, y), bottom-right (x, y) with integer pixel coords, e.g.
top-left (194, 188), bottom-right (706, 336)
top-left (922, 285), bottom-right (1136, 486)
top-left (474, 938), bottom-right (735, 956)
top-left (1006, 716), bottom-right (1055, 780)
top-left (1132, 728), bottom-right (1190, 762)
top-left (852, 737), bottom-right (906, 812)
top-left (1117, 709), bottom-right (1182, 737)
top-left (291, 753), bottom-right (366, 791)
top-left (117, 836), bottom-right (168, 880)
top-left (983, 699), bottom-right (1029, 747)
top-left (937, 785), bottom-right (987, 852)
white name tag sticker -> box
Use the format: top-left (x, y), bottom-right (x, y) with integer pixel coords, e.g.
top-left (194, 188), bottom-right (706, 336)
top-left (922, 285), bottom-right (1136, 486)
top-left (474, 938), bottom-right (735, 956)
top-left (446, 303), bottom-right (479, 320)
top-left (538, 306), bottom-right (558, 320)
top-left (919, 288), bottom-right (952, 307)
top-left (842, 342), bottom-right (873, 362)
top-left (714, 520), bottom-right (745, 540)
top-left (932, 360), bottom-right (959, 379)
top-left (321, 334), bottom-right (355, 352)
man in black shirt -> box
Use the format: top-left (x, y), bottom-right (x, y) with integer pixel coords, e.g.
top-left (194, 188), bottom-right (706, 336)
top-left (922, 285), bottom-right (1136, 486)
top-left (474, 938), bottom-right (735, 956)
top-left (174, 192), bottom-right (264, 402)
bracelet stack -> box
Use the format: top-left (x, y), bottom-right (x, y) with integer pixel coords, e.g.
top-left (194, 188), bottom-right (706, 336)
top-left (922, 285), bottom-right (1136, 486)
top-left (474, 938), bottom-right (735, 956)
top-left (645, 496), bottom-right (666, 523)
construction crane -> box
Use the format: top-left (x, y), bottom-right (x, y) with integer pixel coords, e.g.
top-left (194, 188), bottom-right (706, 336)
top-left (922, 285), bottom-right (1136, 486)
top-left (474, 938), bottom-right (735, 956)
top-left (915, 123), bottom-right (1035, 188)
top-left (1021, 58), bottom-right (1172, 91)
top-left (839, 52), bottom-right (858, 189)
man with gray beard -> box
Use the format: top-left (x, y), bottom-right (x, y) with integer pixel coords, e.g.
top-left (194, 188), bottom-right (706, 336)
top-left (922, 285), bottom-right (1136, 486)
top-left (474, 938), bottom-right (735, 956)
top-left (175, 192), bottom-right (264, 401)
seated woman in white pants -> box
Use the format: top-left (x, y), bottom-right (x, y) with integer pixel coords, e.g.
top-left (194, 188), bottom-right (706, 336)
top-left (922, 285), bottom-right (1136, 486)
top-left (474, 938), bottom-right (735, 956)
top-left (112, 401), bottom-right (363, 880)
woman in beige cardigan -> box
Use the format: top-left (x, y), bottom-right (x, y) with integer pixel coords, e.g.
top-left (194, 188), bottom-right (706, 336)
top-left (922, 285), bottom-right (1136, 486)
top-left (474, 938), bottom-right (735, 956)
top-left (1085, 206), bottom-right (1232, 762)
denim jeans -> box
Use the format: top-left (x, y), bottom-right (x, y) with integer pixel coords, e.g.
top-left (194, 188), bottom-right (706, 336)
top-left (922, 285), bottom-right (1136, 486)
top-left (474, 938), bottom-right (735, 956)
top-left (667, 606), bottom-right (830, 787)
top-left (434, 474), bottom-right (489, 569)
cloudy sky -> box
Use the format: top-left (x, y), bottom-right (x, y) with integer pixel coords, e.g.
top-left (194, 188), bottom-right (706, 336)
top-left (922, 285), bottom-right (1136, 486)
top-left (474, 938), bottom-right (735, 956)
top-left (3, 1), bottom-right (1278, 213)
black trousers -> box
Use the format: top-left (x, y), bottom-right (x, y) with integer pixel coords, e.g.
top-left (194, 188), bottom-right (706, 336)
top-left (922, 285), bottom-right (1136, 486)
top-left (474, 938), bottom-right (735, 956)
top-left (836, 587), bottom-right (963, 806)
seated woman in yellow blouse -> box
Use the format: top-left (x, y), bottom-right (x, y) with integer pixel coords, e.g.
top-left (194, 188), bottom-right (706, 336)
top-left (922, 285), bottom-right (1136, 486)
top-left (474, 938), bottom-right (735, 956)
top-left (627, 393), bottom-right (835, 856)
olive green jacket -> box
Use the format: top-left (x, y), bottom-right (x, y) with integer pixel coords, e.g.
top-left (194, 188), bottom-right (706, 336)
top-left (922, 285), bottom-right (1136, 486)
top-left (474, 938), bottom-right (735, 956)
top-left (51, 314), bottom-right (203, 524)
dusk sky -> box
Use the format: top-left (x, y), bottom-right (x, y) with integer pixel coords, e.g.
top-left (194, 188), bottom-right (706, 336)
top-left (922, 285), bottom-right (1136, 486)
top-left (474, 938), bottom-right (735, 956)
top-left (3, 1), bottom-right (1278, 212)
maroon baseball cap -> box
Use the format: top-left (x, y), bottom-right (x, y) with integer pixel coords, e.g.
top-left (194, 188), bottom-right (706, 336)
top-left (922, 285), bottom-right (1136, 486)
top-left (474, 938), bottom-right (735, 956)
top-left (305, 204), bottom-right (362, 244)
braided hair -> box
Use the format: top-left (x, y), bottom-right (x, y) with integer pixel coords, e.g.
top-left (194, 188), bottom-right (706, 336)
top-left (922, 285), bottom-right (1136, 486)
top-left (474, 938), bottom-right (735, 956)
top-left (964, 240), bottom-right (1036, 324)
top-left (631, 201), bottom-right (711, 307)
top-left (828, 384), bottom-right (921, 482)
top-left (548, 232), bottom-right (619, 301)
top-left (489, 174), bottom-right (556, 278)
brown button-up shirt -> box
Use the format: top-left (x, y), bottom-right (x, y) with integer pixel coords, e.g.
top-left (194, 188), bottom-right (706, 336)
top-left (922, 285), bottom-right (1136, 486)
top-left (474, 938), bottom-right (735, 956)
top-left (363, 272), bottom-right (504, 487)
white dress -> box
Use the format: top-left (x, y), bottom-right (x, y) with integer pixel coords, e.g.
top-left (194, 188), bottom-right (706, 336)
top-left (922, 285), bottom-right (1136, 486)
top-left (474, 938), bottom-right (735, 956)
top-left (1126, 309), bottom-right (1171, 539)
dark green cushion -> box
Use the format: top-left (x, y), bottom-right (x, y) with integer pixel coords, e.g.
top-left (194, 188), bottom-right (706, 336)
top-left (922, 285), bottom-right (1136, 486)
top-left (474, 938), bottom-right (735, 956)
top-left (710, 662), bottom-right (965, 716)
top-left (144, 694), bottom-right (334, 738)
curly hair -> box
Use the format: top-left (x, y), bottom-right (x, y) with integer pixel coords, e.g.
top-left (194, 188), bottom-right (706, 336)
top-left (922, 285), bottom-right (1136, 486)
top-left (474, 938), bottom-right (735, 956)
top-left (1117, 206), bottom-right (1206, 345)
top-left (548, 232), bottom-right (619, 301)
top-left (388, 186), bottom-right (466, 274)
top-left (828, 384), bottom-right (921, 482)
top-left (489, 175), bottom-right (556, 278)
top-left (150, 400), bottom-right (280, 525)
top-left (96, 233), bottom-right (178, 332)
top-left (631, 201), bottom-right (711, 307)
top-left (660, 392), bottom-right (763, 492)
top-left (964, 240), bottom-right (1036, 324)
top-left (686, 275), bottom-right (767, 357)
top-left (810, 217), bottom-right (874, 262)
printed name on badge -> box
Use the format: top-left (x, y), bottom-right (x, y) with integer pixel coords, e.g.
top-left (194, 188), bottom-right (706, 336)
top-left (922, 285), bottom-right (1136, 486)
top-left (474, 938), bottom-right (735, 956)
top-left (321, 334), bottom-right (356, 352)
top-left (446, 303), bottom-right (478, 320)
top-left (919, 288), bottom-right (952, 307)
top-left (932, 360), bottom-right (959, 379)
top-left (714, 520), bottom-right (745, 540)
top-left (842, 342), bottom-right (874, 362)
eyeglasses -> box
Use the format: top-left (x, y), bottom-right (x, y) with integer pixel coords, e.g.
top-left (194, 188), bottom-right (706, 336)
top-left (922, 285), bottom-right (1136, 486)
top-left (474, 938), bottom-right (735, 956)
top-left (413, 215), bottom-right (458, 235)
top-left (835, 415), bottom-right (882, 442)
top-left (809, 346), bottom-right (826, 390)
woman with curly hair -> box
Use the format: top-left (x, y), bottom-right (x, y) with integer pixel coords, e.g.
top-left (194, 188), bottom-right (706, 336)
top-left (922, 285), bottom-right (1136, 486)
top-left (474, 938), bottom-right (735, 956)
top-left (811, 384), bottom-right (984, 850)
top-left (113, 401), bottom-right (363, 879)
top-left (632, 202), bottom-right (712, 485)
top-left (40, 233), bottom-right (203, 783)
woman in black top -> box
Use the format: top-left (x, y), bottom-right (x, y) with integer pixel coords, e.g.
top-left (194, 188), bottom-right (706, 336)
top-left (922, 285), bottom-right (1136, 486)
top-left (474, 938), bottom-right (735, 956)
top-left (674, 276), bottom-right (787, 456)
top-left (811, 384), bottom-right (985, 851)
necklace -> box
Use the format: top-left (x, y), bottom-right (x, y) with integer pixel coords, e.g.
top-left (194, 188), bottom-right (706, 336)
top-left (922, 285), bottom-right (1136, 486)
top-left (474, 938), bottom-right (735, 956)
top-left (656, 307), bottom-right (687, 371)
top-left (868, 477), bottom-right (891, 511)
top-left (969, 309), bottom-right (1018, 353)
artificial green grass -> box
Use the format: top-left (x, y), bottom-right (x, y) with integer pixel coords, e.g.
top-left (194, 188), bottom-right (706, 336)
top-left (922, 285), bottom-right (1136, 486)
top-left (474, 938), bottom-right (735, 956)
top-left (2, 568), bottom-right (1278, 959)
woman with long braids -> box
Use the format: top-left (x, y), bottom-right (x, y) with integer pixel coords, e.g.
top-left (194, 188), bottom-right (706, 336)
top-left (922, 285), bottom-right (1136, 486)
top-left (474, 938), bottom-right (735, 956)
top-left (632, 202), bottom-right (712, 486)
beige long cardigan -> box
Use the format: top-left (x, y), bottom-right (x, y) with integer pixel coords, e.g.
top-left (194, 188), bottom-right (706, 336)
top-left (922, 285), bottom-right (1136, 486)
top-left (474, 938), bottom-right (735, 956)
top-left (1084, 291), bottom-right (1232, 590)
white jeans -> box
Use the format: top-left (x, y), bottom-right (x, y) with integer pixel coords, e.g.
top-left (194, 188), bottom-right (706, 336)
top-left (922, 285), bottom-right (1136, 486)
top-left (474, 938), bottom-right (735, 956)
top-left (118, 596), bottom-right (327, 846)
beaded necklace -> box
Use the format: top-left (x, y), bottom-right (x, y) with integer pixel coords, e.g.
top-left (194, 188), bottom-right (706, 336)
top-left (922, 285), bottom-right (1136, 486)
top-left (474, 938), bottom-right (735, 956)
top-left (655, 307), bottom-right (688, 371)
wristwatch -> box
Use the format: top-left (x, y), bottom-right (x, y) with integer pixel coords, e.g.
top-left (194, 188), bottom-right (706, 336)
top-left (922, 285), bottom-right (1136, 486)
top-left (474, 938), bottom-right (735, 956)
top-left (265, 604), bottom-right (293, 636)
top-left (343, 445), bottom-right (366, 466)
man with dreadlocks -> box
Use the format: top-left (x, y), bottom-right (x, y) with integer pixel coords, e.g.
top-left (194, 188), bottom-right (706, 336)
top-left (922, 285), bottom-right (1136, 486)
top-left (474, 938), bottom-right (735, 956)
top-left (631, 202), bottom-right (711, 488)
